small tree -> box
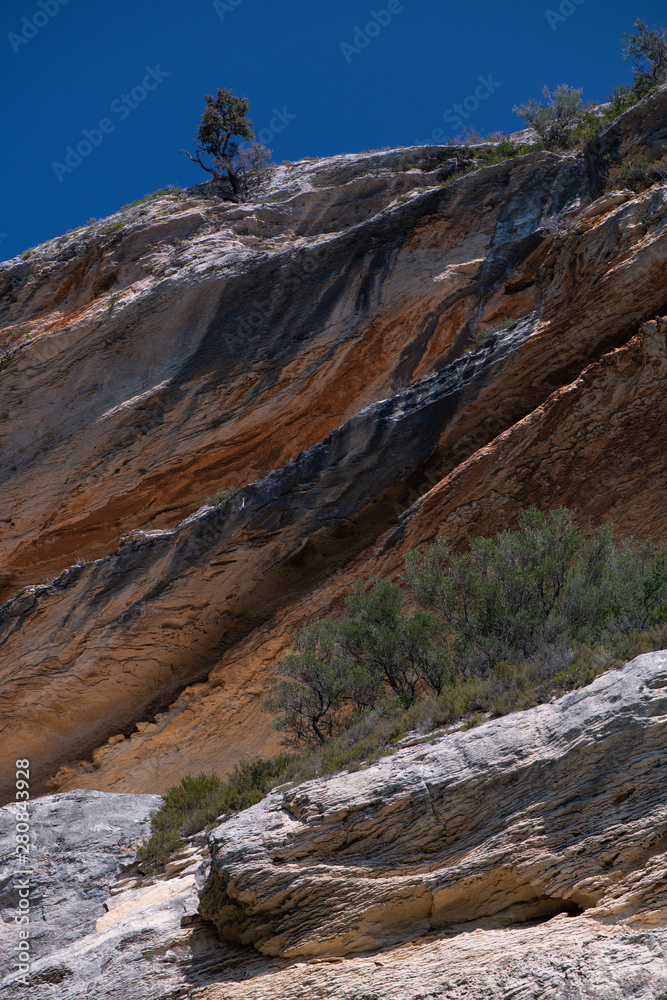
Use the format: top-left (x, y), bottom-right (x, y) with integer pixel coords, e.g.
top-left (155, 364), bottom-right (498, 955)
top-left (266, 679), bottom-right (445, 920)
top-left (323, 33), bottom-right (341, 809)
top-left (622, 19), bottom-right (667, 96)
top-left (262, 621), bottom-right (361, 746)
top-left (181, 86), bottom-right (255, 200)
top-left (512, 85), bottom-right (584, 149)
top-left (235, 141), bottom-right (274, 199)
top-left (339, 579), bottom-right (441, 705)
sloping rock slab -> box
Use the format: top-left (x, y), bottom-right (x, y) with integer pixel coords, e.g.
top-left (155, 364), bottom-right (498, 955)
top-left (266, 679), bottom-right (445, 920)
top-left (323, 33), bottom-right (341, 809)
top-left (200, 651), bottom-right (667, 959)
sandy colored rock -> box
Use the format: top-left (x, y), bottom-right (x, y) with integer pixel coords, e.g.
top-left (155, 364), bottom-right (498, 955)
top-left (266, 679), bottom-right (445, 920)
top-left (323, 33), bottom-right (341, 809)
top-left (4, 653), bottom-right (667, 999)
top-left (50, 315), bottom-right (667, 799)
top-left (199, 651), bottom-right (667, 958)
top-left (1, 86), bottom-right (667, 802)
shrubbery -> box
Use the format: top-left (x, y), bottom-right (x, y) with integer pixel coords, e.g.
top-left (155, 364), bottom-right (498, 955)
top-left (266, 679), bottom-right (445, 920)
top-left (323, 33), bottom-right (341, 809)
top-left (139, 511), bottom-right (667, 870)
top-left (616, 146), bottom-right (667, 192)
top-left (512, 85), bottom-right (585, 149)
top-left (264, 509), bottom-right (667, 747)
top-left (137, 758), bottom-right (291, 871)
top-left (509, 21), bottom-right (666, 153)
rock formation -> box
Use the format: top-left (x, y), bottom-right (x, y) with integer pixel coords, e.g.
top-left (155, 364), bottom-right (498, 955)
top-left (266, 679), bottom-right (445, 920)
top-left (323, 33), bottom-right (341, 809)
top-left (1, 85), bottom-right (666, 801)
top-left (2, 651), bottom-right (667, 998)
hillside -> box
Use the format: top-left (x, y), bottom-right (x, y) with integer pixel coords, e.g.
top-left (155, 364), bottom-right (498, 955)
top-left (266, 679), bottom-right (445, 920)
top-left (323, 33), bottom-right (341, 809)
top-left (0, 85), bottom-right (666, 807)
top-left (1, 650), bottom-right (666, 997)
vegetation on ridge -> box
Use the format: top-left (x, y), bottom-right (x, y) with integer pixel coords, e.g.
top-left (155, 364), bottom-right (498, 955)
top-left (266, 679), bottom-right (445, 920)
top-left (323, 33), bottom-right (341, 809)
top-left (263, 509), bottom-right (667, 746)
top-left (180, 86), bottom-right (273, 201)
top-left (138, 509), bottom-right (667, 872)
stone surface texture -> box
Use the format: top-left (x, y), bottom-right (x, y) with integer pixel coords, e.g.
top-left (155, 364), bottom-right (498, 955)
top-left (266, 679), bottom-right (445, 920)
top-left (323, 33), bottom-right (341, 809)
top-left (1, 652), bottom-right (667, 998)
top-left (0, 85), bottom-right (666, 804)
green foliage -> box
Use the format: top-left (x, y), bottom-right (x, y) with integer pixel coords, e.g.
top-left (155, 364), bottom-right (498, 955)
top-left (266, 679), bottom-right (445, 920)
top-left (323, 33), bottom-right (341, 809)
top-left (478, 139), bottom-right (535, 166)
top-left (615, 146), bottom-right (667, 192)
top-left (21, 249), bottom-right (32, 260)
top-left (136, 828), bottom-right (183, 871)
top-left (607, 83), bottom-right (639, 118)
top-left (137, 759), bottom-right (291, 872)
top-left (205, 486), bottom-right (238, 508)
top-left (264, 509), bottom-right (667, 748)
top-left (182, 86), bottom-right (256, 199)
top-left (263, 619), bottom-right (365, 745)
top-left (512, 85), bottom-right (585, 149)
top-left (338, 579), bottom-right (445, 703)
top-left (622, 19), bottom-right (667, 96)
top-left (105, 222), bottom-right (125, 234)
top-left (197, 87), bottom-right (254, 159)
top-left (120, 189), bottom-right (180, 212)
top-left (406, 509), bottom-right (667, 671)
top-left (464, 318), bottom-right (515, 354)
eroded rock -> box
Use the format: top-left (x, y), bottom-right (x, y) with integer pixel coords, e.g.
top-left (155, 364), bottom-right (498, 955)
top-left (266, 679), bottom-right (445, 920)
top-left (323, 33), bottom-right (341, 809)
top-left (200, 651), bottom-right (667, 959)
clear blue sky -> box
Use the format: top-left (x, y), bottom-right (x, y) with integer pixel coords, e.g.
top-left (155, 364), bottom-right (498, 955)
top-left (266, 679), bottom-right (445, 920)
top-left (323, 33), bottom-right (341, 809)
top-left (0, 0), bottom-right (663, 261)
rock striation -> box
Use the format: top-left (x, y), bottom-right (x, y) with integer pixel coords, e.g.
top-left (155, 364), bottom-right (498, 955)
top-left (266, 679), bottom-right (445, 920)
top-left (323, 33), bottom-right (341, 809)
top-left (1, 86), bottom-right (667, 800)
top-left (199, 650), bottom-right (667, 959)
top-left (1, 651), bottom-right (667, 998)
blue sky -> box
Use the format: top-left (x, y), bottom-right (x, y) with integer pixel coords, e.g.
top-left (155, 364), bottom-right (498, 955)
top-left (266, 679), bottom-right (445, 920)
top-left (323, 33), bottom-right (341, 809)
top-left (0, 0), bottom-right (663, 261)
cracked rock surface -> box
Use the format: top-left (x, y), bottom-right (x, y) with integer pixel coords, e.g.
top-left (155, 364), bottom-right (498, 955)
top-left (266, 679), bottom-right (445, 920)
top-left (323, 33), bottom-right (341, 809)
top-left (2, 652), bottom-right (667, 998)
top-left (200, 651), bottom-right (667, 961)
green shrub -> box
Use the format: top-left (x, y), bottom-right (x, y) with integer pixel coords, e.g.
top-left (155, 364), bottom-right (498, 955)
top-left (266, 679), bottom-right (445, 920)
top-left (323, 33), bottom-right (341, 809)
top-left (263, 619), bottom-right (367, 746)
top-left (615, 147), bottom-right (667, 192)
top-left (137, 759), bottom-right (292, 872)
top-left (464, 318), bottom-right (515, 354)
top-left (205, 486), bottom-right (238, 507)
top-left (617, 155), bottom-right (655, 192)
top-left (621, 19), bottom-right (667, 97)
top-left (406, 509), bottom-right (667, 670)
top-left (478, 139), bottom-right (534, 166)
top-left (512, 85), bottom-right (585, 149)
top-left (136, 829), bottom-right (183, 871)
top-left (264, 509), bottom-right (667, 748)
top-left (120, 188), bottom-right (181, 212)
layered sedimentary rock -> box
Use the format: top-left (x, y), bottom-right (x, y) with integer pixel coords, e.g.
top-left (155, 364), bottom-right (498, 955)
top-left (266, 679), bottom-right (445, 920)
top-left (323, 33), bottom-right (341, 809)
top-left (2, 652), bottom-right (667, 999)
top-left (44, 316), bottom-right (667, 799)
top-left (1, 87), bottom-right (667, 799)
top-left (199, 650), bottom-right (667, 959)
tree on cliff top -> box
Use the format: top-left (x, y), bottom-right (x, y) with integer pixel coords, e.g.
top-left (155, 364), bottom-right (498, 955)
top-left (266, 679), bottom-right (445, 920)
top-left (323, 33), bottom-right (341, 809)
top-left (512, 84), bottom-right (584, 149)
top-left (622, 19), bottom-right (667, 96)
top-left (181, 86), bottom-right (256, 200)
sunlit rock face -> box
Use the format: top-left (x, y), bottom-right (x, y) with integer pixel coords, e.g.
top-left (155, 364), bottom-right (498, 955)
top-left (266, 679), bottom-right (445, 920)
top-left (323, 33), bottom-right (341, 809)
top-left (0, 86), bottom-right (666, 801)
top-left (2, 652), bottom-right (667, 999)
top-left (198, 654), bottom-right (667, 961)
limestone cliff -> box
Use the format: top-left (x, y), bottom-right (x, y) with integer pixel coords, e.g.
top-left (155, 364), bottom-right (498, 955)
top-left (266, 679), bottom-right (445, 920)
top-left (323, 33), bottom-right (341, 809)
top-left (1, 85), bottom-right (667, 803)
top-left (1, 651), bottom-right (666, 998)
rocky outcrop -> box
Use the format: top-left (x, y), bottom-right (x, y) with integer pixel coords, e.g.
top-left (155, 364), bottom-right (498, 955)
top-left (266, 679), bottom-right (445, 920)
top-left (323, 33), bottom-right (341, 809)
top-left (1, 87), bottom-right (667, 800)
top-left (42, 315), bottom-right (667, 800)
top-left (2, 652), bottom-right (667, 998)
top-left (199, 650), bottom-right (667, 959)
top-left (0, 789), bottom-right (240, 998)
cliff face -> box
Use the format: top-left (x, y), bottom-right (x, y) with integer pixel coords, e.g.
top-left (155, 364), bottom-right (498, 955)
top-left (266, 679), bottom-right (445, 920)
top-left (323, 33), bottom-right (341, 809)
top-left (2, 652), bottom-right (667, 998)
top-left (1, 86), bottom-right (667, 801)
